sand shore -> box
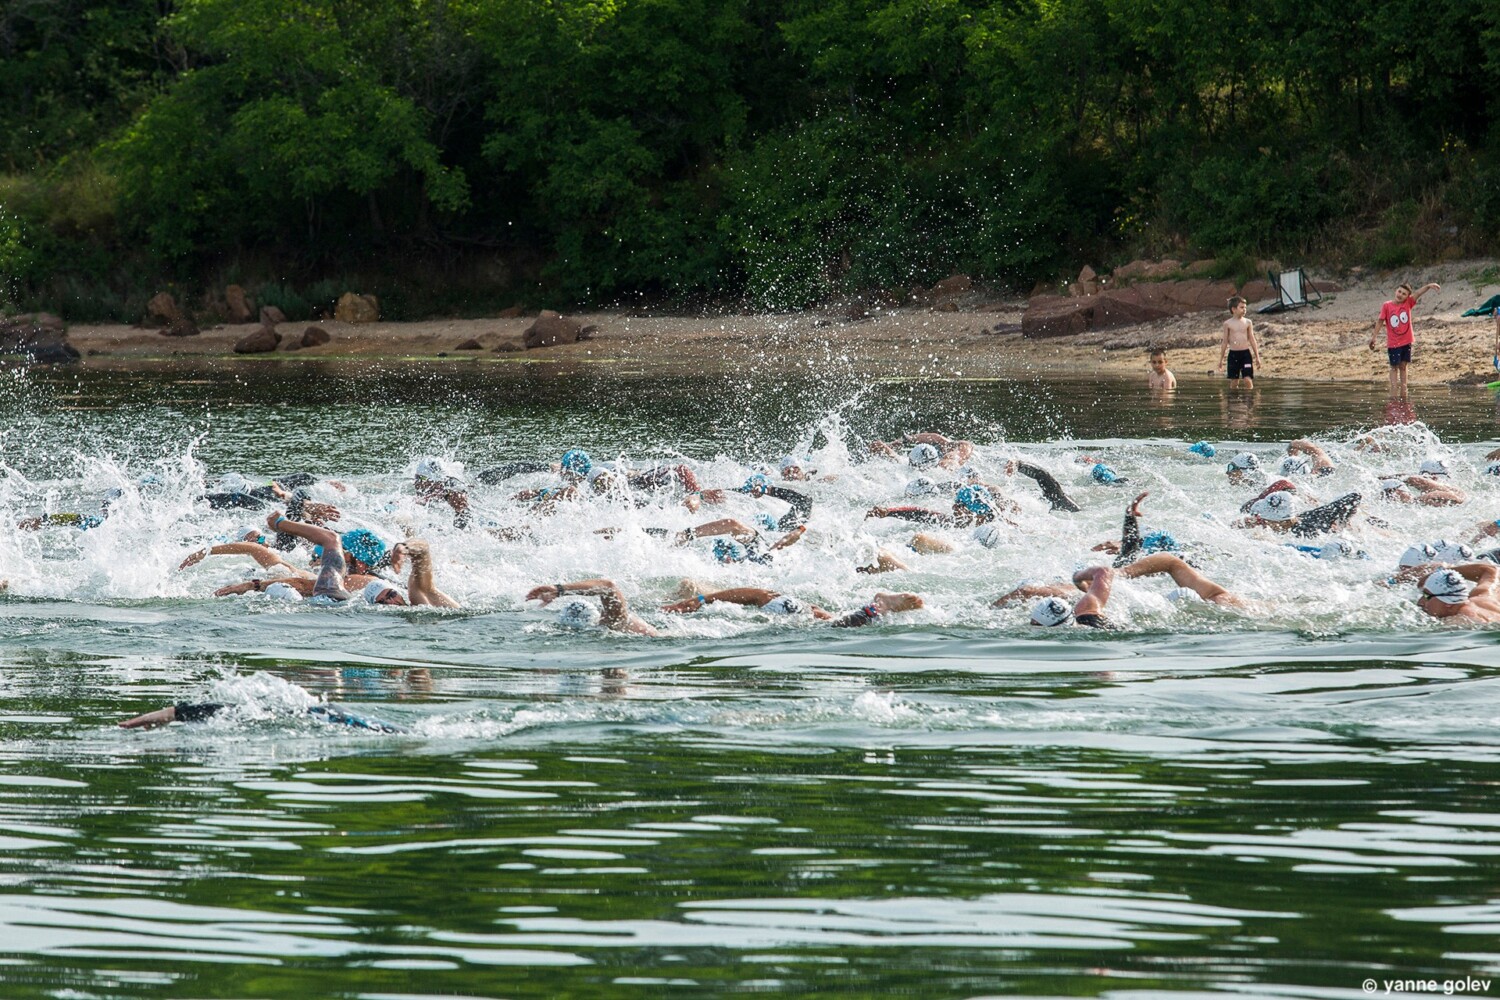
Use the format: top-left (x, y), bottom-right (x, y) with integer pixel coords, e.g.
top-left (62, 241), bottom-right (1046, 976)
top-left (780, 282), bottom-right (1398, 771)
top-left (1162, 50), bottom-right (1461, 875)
top-left (60, 261), bottom-right (1500, 384)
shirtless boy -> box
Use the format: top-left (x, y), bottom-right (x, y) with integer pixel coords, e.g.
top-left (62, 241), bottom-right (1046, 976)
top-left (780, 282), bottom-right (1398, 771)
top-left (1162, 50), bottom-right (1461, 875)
top-left (1217, 297), bottom-right (1261, 389)
top-left (1148, 349), bottom-right (1177, 390)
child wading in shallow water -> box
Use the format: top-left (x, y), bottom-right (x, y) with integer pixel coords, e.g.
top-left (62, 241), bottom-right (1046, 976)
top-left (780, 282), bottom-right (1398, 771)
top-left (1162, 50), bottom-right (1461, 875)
top-left (1368, 280), bottom-right (1439, 398)
top-left (1147, 349), bottom-right (1176, 390)
top-left (1217, 296), bottom-right (1261, 390)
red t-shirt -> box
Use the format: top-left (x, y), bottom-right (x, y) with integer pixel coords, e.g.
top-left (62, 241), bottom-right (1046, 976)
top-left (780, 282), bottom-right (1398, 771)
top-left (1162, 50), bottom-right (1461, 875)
top-left (1381, 296), bottom-right (1416, 348)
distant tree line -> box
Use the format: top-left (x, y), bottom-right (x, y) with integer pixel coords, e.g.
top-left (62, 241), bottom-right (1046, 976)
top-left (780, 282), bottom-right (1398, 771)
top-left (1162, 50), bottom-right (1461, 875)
top-left (1, 0), bottom-right (1497, 319)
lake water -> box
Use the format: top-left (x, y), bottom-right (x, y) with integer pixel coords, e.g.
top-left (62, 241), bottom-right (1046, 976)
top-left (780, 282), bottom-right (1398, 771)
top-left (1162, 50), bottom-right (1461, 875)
top-left (2, 362), bottom-right (1500, 998)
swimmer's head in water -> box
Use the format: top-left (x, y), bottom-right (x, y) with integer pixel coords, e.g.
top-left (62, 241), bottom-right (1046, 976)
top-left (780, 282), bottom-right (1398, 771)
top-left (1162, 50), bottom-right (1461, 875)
top-left (1030, 596), bottom-right (1073, 627)
top-left (1090, 463), bottom-right (1121, 484)
top-left (905, 476), bottom-right (939, 498)
top-left (1432, 539), bottom-right (1475, 564)
top-left (1421, 568), bottom-right (1469, 604)
top-left (713, 538), bottom-right (749, 563)
top-left (761, 595), bottom-right (806, 615)
top-left (1189, 441), bottom-right (1216, 458)
top-left (908, 443), bottom-right (941, 469)
top-left (588, 467), bottom-right (623, 493)
top-left (414, 456), bottom-right (461, 482)
top-left (1280, 455), bottom-right (1311, 477)
top-left (340, 529), bottom-right (388, 569)
top-left (560, 449), bottom-right (592, 479)
top-left (954, 485), bottom-right (994, 515)
top-left (556, 599), bottom-right (601, 629)
top-left (1248, 491), bottom-right (1295, 521)
top-left (1166, 586), bottom-right (1203, 604)
top-left (1379, 477), bottom-right (1405, 493)
top-left (739, 473), bottom-right (771, 496)
top-left (1487, 461), bottom-right (1500, 477)
top-left (1318, 540), bottom-right (1357, 560)
top-left (1141, 531), bottom-right (1180, 553)
top-left (215, 472), bottom-right (253, 495)
top-left (1399, 542), bottom-right (1439, 567)
top-left (362, 579), bottom-right (408, 606)
top-left (264, 581), bottom-right (302, 601)
top-left (779, 455), bottom-right (809, 477)
top-left (233, 524), bottom-right (267, 545)
top-left (972, 524), bottom-right (1004, 548)
top-left (1225, 453), bottom-right (1261, 481)
top-left (753, 512), bottom-right (778, 532)
top-left (956, 464), bottom-right (981, 484)
top-left (1419, 458), bottom-right (1450, 478)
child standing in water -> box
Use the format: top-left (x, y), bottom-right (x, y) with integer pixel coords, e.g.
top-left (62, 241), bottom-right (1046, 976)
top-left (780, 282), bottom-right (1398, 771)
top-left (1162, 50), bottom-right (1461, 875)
top-left (1217, 297), bottom-right (1261, 390)
top-left (1369, 281), bottom-right (1439, 398)
top-left (1147, 349), bottom-right (1176, 390)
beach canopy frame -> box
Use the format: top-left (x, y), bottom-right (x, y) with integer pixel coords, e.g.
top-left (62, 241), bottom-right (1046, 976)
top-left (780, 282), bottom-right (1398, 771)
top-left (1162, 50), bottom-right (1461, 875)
top-left (1258, 267), bottom-right (1322, 313)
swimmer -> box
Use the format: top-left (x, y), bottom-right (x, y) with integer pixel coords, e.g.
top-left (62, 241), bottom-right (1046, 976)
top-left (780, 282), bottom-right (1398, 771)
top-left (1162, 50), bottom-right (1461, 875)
top-left (870, 434), bottom-right (974, 470)
top-left (1236, 491), bottom-right (1362, 536)
top-left (856, 529), bottom-right (978, 573)
top-left (735, 473), bottom-right (813, 530)
top-left (777, 455), bottom-right (815, 481)
top-left (119, 699), bottom-right (407, 733)
top-left (827, 591), bottom-right (924, 627)
top-left (525, 578), bottom-right (658, 636)
top-left (1414, 564), bottom-right (1500, 624)
top-left (866, 485), bottom-right (997, 528)
top-left (1388, 539), bottom-right (1476, 583)
top-left (1286, 440), bottom-right (1337, 476)
top-left (474, 460), bottom-right (557, 484)
top-left (1378, 473), bottom-right (1465, 507)
top-left (17, 487), bottom-right (126, 531)
top-left (261, 510), bottom-right (361, 604)
top-left (1118, 553), bottom-right (1247, 608)
top-left (996, 566), bottom-right (1117, 629)
top-left (661, 585), bottom-right (832, 619)
top-left (387, 540), bottom-right (459, 608)
top-left (413, 457), bottom-right (472, 529)
top-left (179, 530), bottom-right (310, 577)
top-left (1091, 492), bottom-right (1184, 566)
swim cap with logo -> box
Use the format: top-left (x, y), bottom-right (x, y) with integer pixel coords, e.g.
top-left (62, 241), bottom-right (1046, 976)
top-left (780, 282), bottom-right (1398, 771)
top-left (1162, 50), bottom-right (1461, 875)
top-left (560, 449), bottom-right (592, 478)
top-left (340, 528), bottom-right (388, 568)
top-left (908, 443), bottom-right (941, 469)
top-left (1188, 441), bottom-right (1216, 457)
top-left (1091, 463), bottom-right (1121, 484)
top-left (1421, 569), bottom-right (1470, 604)
top-left (415, 456), bottom-right (461, 481)
top-left (1379, 477), bottom-right (1404, 492)
top-left (1141, 531), bottom-right (1180, 553)
top-left (1279, 456), bottom-right (1311, 476)
top-left (264, 581), bottom-right (302, 601)
top-left (1398, 542), bottom-right (1438, 567)
top-left (955, 485), bottom-right (994, 514)
top-left (713, 539), bottom-right (748, 563)
top-left (1317, 540), bottom-right (1357, 560)
top-left (739, 473), bottom-right (771, 494)
top-left (779, 455), bottom-right (807, 474)
top-left (905, 477), bottom-right (939, 498)
top-left (1432, 539), bottom-right (1475, 563)
top-left (1419, 458), bottom-right (1450, 477)
top-left (972, 524), bottom-right (1004, 548)
top-left (956, 465), bottom-right (981, 483)
top-left (361, 580), bottom-right (407, 605)
top-left (761, 595), bottom-right (807, 615)
top-left (1248, 491), bottom-right (1296, 521)
top-left (556, 600), bottom-right (601, 628)
top-left (1226, 453), bottom-right (1260, 473)
top-left (1030, 596), bottom-right (1073, 627)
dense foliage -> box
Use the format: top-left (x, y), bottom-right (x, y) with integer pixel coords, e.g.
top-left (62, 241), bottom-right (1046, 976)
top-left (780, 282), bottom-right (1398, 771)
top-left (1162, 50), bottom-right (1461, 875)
top-left (2, 0), bottom-right (1498, 318)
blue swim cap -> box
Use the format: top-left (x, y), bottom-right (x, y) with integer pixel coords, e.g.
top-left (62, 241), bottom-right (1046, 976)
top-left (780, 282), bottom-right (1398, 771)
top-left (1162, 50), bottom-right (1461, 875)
top-left (312, 544), bottom-right (323, 561)
top-left (739, 473), bottom-right (771, 494)
top-left (1188, 441), bottom-right (1216, 458)
top-left (955, 484), bottom-right (994, 514)
top-left (1141, 531), bottom-right (1180, 553)
top-left (753, 513), bottom-right (778, 532)
top-left (1091, 463), bottom-right (1118, 484)
top-left (561, 449), bottom-right (592, 477)
top-left (340, 528), bottom-right (388, 568)
top-left (712, 538), bottom-right (748, 563)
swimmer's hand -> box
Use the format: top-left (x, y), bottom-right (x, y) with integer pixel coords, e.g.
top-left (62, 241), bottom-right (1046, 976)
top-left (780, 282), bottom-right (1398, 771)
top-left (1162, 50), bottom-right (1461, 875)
top-left (866, 506), bottom-right (889, 519)
top-left (698, 489), bottom-right (726, 504)
top-left (119, 706), bottom-right (178, 729)
top-left (524, 585), bottom-right (561, 607)
top-left (302, 501), bottom-right (341, 525)
top-left (17, 517), bottom-right (42, 531)
top-left (660, 598), bottom-right (702, 614)
top-left (179, 548), bottom-right (209, 570)
top-left (681, 494), bottom-right (701, 513)
top-left (1128, 491), bottom-right (1148, 518)
top-left (1092, 540), bottom-right (1121, 553)
top-left (769, 525), bottom-right (806, 551)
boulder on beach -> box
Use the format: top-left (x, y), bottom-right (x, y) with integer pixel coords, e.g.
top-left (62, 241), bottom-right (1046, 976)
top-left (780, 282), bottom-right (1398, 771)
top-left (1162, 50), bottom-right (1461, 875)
top-left (160, 316), bottom-right (200, 337)
top-left (497, 305), bottom-right (525, 318)
top-left (0, 313), bottom-right (78, 364)
top-left (301, 326), bottom-right (330, 347)
top-left (334, 293), bottom-right (380, 324)
top-left (455, 338), bottom-right (483, 350)
top-left (259, 305), bottom-right (287, 326)
top-left (1023, 279), bottom-right (1237, 338)
top-left (492, 340), bottom-right (524, 353)
top-left (225, 285), bottom-right (254, 323)
top-left (144, 292), bottom-right (182, 327)
top-left (523, 311), bottom-right (589, 349)
top-left (233, 326), bottom-right (281, 354)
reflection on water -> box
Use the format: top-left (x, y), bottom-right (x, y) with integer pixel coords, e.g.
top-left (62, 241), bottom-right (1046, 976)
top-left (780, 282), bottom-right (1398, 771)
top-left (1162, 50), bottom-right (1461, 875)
top-left (2, 364), bottom-right (1500, 996)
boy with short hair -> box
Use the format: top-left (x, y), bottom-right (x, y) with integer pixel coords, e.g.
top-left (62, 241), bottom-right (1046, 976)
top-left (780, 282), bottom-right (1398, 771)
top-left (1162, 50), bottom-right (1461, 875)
top-left (1368, 281), bottom-right (1440, 398)
top-left (1147, 348), bottom-right (1176, 390)
top-left (1217, 296), bottom-right (1261, 390)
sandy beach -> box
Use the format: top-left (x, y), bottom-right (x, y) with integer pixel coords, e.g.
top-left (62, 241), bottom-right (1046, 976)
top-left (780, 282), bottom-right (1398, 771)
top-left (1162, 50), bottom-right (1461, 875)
top-left (59, 260), bottom-right (1500, 384)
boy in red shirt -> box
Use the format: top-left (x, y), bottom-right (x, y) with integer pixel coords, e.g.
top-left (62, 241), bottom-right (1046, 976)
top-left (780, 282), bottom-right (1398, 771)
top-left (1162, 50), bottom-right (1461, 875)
top-left (1369, 281), bottom-right (1439, 398)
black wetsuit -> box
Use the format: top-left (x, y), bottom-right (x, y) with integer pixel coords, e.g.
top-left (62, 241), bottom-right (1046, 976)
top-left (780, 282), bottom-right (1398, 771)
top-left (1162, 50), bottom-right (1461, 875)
top-left (1292, 492), bottom-right (1361, 537)
top-left (174, 701), bottom-right (407, 733)
top-left (1016, 463), bottom-right (1081, 513)
top-left (1112, 510), bottom-right (1143, 567)
top-left (761, 485), bottom-right (813, 530)
top-left (476, 462), bottom-right (553, 485)
top-left (832, 604), bottom-right (882, 628)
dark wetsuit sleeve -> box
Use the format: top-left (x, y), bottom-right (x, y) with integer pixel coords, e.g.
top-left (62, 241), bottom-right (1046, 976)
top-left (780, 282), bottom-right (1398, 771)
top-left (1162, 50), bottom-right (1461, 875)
top-left (880, 506), bottom-right (951, 525)
top-left (765, 486), bottom-right (813, 530)
top-left (1112, 512), bottom-right (1142, 567)
top-left (1016, 463), bottom-right (1081, 512)
top-left (248, 485), bottom-right (279, 501)
top-left (200, 492), bottom-right (269, 511)
top-left (476, 462), bottom-right (551, 485)
top-left (1291, 492), bottom-right (1361, 537)
top-left (831, 607), bottom-right (878, 628)
top-left (271, 473), bottom-right (316, 490)
top-left (173, 702), bottom-right (225, 722)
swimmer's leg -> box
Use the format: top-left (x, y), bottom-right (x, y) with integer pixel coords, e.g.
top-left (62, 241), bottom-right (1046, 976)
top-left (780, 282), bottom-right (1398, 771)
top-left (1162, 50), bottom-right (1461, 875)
top-left (857, 548), bottom-right (911, 574)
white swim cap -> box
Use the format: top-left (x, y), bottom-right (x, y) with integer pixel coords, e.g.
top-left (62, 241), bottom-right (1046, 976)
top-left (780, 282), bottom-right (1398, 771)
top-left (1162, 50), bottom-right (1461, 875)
top-left (908, 443), bottom-right (941, 469)
top-left (905, 476), bottom-right (939, 498)
top-left (761, 595), bottom-right (807, 615)
top-left (1279, 455), bottom-right (1311, 476)
top-left (415, 456), bottom-right (462, 481)
top-left (361, 580), bottom-right (407, 604)
top-left (1419, 458), bottom-right (1450, 477)
top-left (779, 455), bottom-right (805, 474)
top-left (215, 472), bottom-right (253, 494)
top-left (1432, 539), bottom-right (1474, 563)
top-left (1166, 586), bottom-right (1203, 604)
top-left (1421, 568), bottom-right (1470, 604)
top-left (264, 581), bottom-right (301, 601)
top-left (972, 524), bottom-right (1004, 549)
top-left (1379, 478), bottom-right (1404, 492)
top-left (556, 599), bottom-right (601, 629)
top-left (1249, 491), bottom-right (1296, 521)
top-left (1399, 542), bottom-right (1438, 567)
top-left (957, 465), bottom-right (981, 483)
top-left (1030, 596), bottom-right (1073, 627)
top-left (1318, 540), bottom-right (1355, 560)
top-left (1227, 452), bottom-right (1260, 473)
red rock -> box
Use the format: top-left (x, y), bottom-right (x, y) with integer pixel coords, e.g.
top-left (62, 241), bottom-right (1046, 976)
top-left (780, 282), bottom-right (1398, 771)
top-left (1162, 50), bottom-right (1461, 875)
top-left (145, 292), bottom-right (181, 327)
top-left (523, 314), bottom-right (587, 349)
top-left (1238, 279), bottom-right (1274, 303)
top-left (932, 274), bottom-right (972, 297)
top-left (492, 341), bottom-right (524, 353)
top-left (301, 326), bottom-right (330, 347)
top-left (334, 293), bottom-right (379, 323)
top-left (233, 326), bottom-right (281, 353)
top-left (259, 305), bottom-right (287, 325)
top-left (225, 285), bottom-right (254, 323)
top-left (1022, 295), bottom-right (1090, 338)
top-left (455, 338), bottom-right (483, 350)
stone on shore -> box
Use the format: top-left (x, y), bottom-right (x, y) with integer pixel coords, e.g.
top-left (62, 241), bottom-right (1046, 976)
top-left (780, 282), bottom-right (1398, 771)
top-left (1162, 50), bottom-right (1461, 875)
top-left (225, 285), bottom-right (254, 323)
top-left (161, 315), bottom-right (200, 337)
top-left (523, 311), bottom-right (588, 349)
top-left (259, 305), bottom-right (287, 326)
top-left (301, 326), bottom-right (330, 347)
top-left (144, 292), bottom-right (182, 327)
top-left (334, 293), bottom-right (380, 323)
top-left (454, 338), bottom-right (483, 350)
top-left (0, 313), bottom-right (78, 364)
top-left (234, 326), bottom-right (281, 353)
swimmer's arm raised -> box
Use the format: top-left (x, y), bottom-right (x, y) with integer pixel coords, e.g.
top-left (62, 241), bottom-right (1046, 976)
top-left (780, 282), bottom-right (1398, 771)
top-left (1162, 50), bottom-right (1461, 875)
top-left (538, 578), bottom-right (629, 628)
top-left (265, 510), bottom-right (339, 551)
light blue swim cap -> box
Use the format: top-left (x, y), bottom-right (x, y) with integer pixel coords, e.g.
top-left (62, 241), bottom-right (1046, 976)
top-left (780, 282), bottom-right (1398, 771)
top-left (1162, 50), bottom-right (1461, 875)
top-left (340, 528), bottom-right (388, 568)
top-left (1141, 531), bottom-right (1180, 553)
top-left (1188, 441), bottom-right (1216, 458)
top-left (713, 538), bottom-right (748, 563)
top-left (1091, 463), bottom-right (1118, 484)
top-left (753, 513), bottom-right (778, 532)
top-left (561, 449), bottom-right (592, 477)
top-left (740, 473), bottom-right (771, 494)
top-left (955, 485), bottom-right (994, 514)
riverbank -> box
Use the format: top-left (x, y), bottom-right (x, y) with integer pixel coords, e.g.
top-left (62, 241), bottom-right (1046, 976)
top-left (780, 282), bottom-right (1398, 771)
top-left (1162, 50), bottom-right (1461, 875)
top-left (58, 260), bottom-right (1500, 384)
